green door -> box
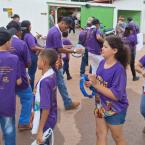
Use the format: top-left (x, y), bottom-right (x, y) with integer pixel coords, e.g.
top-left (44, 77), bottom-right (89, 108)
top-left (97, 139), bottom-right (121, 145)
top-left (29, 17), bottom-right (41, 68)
top-left (81, 6), bottom-right (114, 31)
top-left (118, 10), bottom-right (141, 28)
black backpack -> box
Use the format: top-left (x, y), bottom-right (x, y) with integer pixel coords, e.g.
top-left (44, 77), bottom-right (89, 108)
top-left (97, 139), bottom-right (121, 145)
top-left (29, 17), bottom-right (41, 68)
top-left (79, 30), bottom-right (88, 45)
top-left (93, 28), bottom-right (103, 49)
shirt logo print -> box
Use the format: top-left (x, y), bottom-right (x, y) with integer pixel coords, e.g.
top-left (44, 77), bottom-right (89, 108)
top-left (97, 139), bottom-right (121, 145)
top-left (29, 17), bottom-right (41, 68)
top-left (2, 77), bottom-right (9, 83)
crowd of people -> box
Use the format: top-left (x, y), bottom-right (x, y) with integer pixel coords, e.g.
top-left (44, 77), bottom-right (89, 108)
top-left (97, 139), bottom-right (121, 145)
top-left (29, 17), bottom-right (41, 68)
top-left (0, 11), bottom-right (144, 145)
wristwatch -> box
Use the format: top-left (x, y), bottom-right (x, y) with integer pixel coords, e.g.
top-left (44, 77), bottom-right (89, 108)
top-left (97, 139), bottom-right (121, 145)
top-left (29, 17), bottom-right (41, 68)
top-left (74, 49), bottom-right (77, 53)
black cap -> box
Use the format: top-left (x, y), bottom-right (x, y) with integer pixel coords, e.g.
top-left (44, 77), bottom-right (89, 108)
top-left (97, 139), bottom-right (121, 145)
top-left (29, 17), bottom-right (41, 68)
top-left (11, 14), bottom-right (20, 19)
top-left (127, 17), bottom-right (132, 21)
top-left (7, 21), bottom-right (26, 31)
top-left (61, 17), bottom-right (73, 28)
top-left (126, 25), bottom-right (133, 30)
top-left (0, 27), bottom-right (17, 46)
top-left (91, 19), bottom-right (102, 25)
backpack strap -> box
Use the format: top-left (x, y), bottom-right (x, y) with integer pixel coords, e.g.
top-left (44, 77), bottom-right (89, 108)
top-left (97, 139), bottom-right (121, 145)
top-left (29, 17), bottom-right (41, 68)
top-left (93, 28), bottom-right (103, 49)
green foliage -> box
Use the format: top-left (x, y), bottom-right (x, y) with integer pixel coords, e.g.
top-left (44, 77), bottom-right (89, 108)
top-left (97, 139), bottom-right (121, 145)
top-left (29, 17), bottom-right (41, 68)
top-left (59, 9), bottom-right (67, 16)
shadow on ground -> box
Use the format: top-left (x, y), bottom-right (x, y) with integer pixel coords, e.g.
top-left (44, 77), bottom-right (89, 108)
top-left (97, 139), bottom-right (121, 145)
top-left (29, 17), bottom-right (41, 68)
top-left (75, 88), bottom-right (145, 145)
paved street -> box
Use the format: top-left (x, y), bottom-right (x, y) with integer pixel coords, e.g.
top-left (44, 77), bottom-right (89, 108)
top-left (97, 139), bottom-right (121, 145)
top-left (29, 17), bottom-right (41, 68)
top-left (0, 28), bottom-right (145, 145)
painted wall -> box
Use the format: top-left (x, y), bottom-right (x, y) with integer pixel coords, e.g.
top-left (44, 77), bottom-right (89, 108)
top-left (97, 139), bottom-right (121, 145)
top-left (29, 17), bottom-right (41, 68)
top-left (1, 0), bottom-right (145, 35)
top-left (0, 0), bottom-right (49, 36)
top-left (112, 0), bottom-right (145, 33)
top-left (81, 6), bottom-right (114, 30)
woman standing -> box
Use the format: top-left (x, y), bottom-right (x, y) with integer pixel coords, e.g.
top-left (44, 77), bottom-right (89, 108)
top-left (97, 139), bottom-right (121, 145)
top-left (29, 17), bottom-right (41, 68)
top-left (21, 20), bottom-right (44, 91)
top-left (69, 12), bottom-right (77, 35)
top-left (115, 16), bottom-right (126, 37)
top-left (85, 36), bottom-right (130, 145)
top-left (121, 25), bottom-right (139, 81)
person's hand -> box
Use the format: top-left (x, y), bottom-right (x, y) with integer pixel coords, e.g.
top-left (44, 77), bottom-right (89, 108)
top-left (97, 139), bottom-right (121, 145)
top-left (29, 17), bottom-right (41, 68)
top-left (142, 70), bottom-right (145, 77)
top-left (84, 80), bottom-right (92, 88)
top-left (36, 130), bottom-right (46, 144)
top-left (36, 34), bottom-right (42, 38)
top-left (76, 48), bottom-right (85, 54)
top-left (88, 73), bottom-right (98, 88)
top-left (116, 25), bottom-right (119, 29)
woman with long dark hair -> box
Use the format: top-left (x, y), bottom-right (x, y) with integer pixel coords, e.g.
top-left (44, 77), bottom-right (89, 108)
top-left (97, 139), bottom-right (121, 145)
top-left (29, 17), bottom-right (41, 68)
top-left (21, 20), bottom-right (44, 91)
top-left (121, 25), bottom-right (139, 81)
top-left (85, 36), bottom-right (130, 145)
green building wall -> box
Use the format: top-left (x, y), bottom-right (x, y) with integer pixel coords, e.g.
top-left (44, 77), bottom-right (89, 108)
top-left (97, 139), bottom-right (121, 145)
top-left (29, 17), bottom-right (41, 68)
top-left (118, 10), bottom-right (141, 28)
top-left (81, 6), bottom-right (114, 31)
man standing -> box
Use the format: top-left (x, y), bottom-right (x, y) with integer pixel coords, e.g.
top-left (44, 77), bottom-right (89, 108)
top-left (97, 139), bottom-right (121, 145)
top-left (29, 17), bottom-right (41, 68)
top-left (79, 20), bottom-right (92, 76)
top-left (69, 12), bottom-right (77, 35)
top-left (46, 17), bottom-right (84, 110)
top-left (11, 14), bottom-right (20, 22)
top-left (87, 19), bottom-right (104, 74)
top-left (127, 16), bottom-right (140, 44)
top-left (50, 11), bottom-right (55, 29)
top-left (7, 21), bottom-right (33, 130)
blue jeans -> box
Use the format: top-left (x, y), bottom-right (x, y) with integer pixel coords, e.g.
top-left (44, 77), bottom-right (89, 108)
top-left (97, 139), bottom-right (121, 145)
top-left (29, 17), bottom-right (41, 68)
top-left (54, 68), bottom-right (72, 107)
top-left (80, 48), bottom-right (88, 75)
top-left (134, 50), bottom-right (136, 58)
top-left (16, 86), bottom-right (33, 125)
top-left (28, 53), bottom-right (38, 91)
top-left (63, 59), bottom-right (70, 77)
top-left (140, 87), bottom-right (145, 118)
top-left (0, 116), bottom-right (15, 145)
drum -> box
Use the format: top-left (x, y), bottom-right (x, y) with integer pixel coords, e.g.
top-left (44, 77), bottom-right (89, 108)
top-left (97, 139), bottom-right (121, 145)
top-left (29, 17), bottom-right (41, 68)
top-left (37, 37), bottom-right (46, 48)
top-left (71, 44), bottom-right (85, 58)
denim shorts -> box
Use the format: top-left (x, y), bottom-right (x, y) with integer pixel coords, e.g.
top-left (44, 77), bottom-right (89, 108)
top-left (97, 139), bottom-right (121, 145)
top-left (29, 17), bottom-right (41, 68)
top-left (105, 110), bottom-right (127, 125)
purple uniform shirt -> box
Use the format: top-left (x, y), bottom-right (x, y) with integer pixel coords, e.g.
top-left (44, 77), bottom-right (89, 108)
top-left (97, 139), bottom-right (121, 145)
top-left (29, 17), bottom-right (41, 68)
top-left (139, 55), bottom-right (145, 67)
top-left (62, 39), bottom-right (72, 60)
top-left (95, 59), bottom-right (129, 118)
top-left (24, 33), bottom-right (38, 54)
top-left (121, 34), bottom-right (137, 51)
top-left (8, 37), bottom-right (31, 92)
top-left (87, 26), bottom-right (101, 55)
top-left (0, 51), bottom-right (21, 117)
top-left (79, 27), bottom-right (90, 48)
top-left (46, 26), bottom-right (63, 53)
top-left (128, 22), bottom-right (140, 44)
top-left (39, 73), bottom-right (57, 132)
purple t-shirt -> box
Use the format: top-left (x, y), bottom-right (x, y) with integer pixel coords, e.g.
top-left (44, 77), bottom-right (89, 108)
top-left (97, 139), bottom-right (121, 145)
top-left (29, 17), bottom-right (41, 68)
top-left (87, 26), bottom-right (101, 55)
top-left (24, 33), bottom-right (38, 54)
top-left (8, 37), bottom-right (31, 92)
top-left (39, 73), bottom-right (57, 132)
top-left (46, 26), bottom-right (63, 53)
top-left (95, 59), bottom-right (129, 118)
top-left (121, 34), bottom-right (137, 51)
top-left (0, 51), bottom-right (21, 117)
top-left (79, 28), bottom-right (90, 48)
top-left (62, 39), bottom-right (72, 60)
top-left (128, 22), bottom-right (140, 44)
top-left (139, 55), bottom-right (145, 67)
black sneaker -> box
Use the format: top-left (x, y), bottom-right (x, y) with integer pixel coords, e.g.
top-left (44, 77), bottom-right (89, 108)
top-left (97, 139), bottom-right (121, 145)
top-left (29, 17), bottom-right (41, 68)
top-left (133, 76), bottom-right (140, 81)
top-left (67, 76), bottom-right (72, 80)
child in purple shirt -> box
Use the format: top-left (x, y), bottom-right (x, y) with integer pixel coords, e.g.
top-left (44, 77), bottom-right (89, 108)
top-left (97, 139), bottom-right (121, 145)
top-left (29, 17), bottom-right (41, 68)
top-left (121, 25), bottom-right (139, 81)
top-left (0, 27), bottom-right (22, 145)
top-left (135, 55), bottom-right (145, 133)
top-left (85, 36), bottom-right (130, 145)
top-left (21, 20), bottom-right (44, 91)
top-left (62, 30), bottom-right (73, 80)
top-left (32, 49), bottom-right (58, 145)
